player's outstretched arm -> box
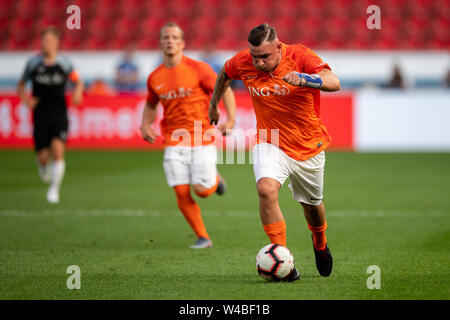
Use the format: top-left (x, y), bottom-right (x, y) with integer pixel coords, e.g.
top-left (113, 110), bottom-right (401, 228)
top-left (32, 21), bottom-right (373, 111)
top-left (317, 69), bottom-right (340, 92)
top-left (140, 102), bottom-right (158, 143)
top-left (282, 69), bottom-right (340, 92)
top-left (209, 66), bottom-right (233, 125)
top-left (17, 80), bottom-right (39, 109)
top-left (71, 78), bottom-right (84, 106)
top-left (217, 87), bottom-right (236, 135)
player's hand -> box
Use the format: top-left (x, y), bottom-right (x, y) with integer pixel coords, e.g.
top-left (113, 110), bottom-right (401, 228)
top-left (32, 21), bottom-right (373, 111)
top-left (25, 96), bottom-right (39, 109)
top-left (140, 124), bottom-right (158, 144)
top-left (218, 120), bottom-right (235, 136)
top-left (72, 92), bottom-right (83, 106)
top-left (209, 103), bottom-right (220, 125)
top-left (282, 71), bottom-right (305, 86)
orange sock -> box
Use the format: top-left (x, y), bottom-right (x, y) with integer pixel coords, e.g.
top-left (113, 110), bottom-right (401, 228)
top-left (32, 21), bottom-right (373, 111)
top-left (194, 175), bottom-right (220, 198)
top-left (263, 220), bottom-right (286, 247)
top-left (174, 185), bottom-right (209, 239)
top-left (308, 221), bottom-right (327, 251)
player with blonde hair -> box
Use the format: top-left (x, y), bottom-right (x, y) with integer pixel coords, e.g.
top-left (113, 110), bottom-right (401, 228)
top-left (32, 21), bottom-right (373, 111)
top-left (141, 22), bottom-right (236, 249)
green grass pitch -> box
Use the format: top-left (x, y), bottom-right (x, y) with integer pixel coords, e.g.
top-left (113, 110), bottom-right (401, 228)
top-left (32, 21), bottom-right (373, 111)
top-left (0, 150), bottom-right (449, 299)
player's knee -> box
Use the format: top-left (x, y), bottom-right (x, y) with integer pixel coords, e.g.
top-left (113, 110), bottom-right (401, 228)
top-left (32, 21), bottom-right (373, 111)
top-left (256, 179), bottom-right (279, 201)
top-left (52, 154), bottom-right (64, 161)
top-left (173, 185), bottom-right (191, 200)
top-left (37, 157), bottom-right (48, 166)
top-left (192, 184), bottom-right (208, 198)
top-left (301, 202), bottom-right (323, 215)
top-left (51, 150), bottom-right (64, 161)
top-left (51, 141), bottom-right (65, 161)
top-left (36, 150), bottom-right (49, 166)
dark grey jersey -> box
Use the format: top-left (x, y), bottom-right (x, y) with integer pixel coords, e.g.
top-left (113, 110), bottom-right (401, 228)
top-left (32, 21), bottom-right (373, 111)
top-left (20, 54), bottom-right (75, 124)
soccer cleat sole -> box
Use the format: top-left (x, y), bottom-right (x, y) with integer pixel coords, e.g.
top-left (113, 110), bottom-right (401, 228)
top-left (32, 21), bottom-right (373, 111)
top-left (283, 267), bottom-right (301, 282)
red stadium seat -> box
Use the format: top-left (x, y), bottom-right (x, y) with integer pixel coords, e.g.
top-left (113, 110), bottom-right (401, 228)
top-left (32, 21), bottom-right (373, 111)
top-left (213, 37), bottom-right (240, 51)
top-left (61, 32), bottom-right (84, 50)
top-left (140, 15), bottom-right (166, 34)
top-left (69, 0), bottom-right (92, 10)
top-left (2, 0), bottom-right (449, 50)
top-left (0, 14), bottom-right (9, 33)
top-left (0, 0), bottom-right (15, 11)
top-left (4, 28), bottom-right (32, 50)
top-left (136, 36), bottom-right (159, 50)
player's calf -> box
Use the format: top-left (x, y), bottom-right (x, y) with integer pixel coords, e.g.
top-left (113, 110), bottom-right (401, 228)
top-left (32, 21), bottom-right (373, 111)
top-left (36, 149), bottom-right (51, 183)
top-left (46, 159), bottom-right (65, 203)
top-left (192, 174), bottom-right (223, 198)
top-left (36, 159), bottom-right (51, 184)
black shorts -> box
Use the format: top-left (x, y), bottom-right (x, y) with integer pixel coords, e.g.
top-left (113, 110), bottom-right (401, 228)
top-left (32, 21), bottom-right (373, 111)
top-left (33, 121), bottom-right (68, 151)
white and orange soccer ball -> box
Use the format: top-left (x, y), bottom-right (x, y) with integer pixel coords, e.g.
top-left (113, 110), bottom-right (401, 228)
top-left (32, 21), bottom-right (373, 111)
top-left (256, 244), bottom-right (295, 281)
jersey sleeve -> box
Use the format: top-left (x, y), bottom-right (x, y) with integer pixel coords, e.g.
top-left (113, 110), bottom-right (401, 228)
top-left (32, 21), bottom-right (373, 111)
top-left (56, 55), bottom-right (75, 75)
top-left (57, 56), bottom-right (81, 83)
top-left (301, 48), bottom-right (331, 74)
top-left (197, 61), bottom-right (217, 94)
top-left (19, 57), bottom-right (37, 83)
top-left (146, 75), bottom-right (159, 105)
top-left (69, 70), bottom-right (80, 82)
top-left (224, 52), bottom-right (244, 80)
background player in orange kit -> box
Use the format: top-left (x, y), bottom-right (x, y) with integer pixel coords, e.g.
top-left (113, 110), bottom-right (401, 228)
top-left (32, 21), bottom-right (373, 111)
top-left (209, 23), bottom-right (340, 279)
top-left (141, 22), bottom-right (236, 249)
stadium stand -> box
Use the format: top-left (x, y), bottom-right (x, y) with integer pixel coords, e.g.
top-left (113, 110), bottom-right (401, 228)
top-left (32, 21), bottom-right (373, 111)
top-left (0, 0), bottom-right (448, 51)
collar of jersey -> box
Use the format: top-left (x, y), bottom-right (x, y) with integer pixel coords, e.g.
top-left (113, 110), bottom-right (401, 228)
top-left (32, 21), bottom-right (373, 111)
top-left (163, 55), bottom-right (186, 69)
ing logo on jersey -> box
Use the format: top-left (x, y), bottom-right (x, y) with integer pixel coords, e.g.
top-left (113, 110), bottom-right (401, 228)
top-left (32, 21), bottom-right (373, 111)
top-left (247, 84), bottom-right (290, 97)
top-left (159, 87), bottom-right (193, 100)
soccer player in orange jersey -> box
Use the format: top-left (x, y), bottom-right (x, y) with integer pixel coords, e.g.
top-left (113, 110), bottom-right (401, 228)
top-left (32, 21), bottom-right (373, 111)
top-left (141, 22), bottom-right (236, 249)
top-left (209, 23), bottom-right (340, 279)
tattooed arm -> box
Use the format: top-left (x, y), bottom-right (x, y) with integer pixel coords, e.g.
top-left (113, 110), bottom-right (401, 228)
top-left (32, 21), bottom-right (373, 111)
top-left (209, 66), bottom-right (234, 125)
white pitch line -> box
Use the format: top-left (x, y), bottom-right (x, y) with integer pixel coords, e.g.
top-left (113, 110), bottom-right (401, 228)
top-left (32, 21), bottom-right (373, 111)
top-left (0, 209), bottom-right (447, 218)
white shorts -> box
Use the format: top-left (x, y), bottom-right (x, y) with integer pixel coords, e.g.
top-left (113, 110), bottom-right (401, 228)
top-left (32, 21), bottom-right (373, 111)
top-left (253, 143), bottom-right (325, 206)
top-left (163, 145), bottom-right (217, 188)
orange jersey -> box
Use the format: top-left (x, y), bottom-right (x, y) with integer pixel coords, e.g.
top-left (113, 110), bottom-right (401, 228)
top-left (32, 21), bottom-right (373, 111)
top-left (146, 55), bottom-right (216, 147)
top-left (225, 43), bottom-right (332, 161)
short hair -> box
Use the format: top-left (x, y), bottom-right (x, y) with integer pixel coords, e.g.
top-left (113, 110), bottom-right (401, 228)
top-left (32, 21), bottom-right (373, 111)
top-left (41, 26), bottom-right (61, 39)
top-left (160, 22), bottom-right (184, 40)
top-left (248, 23), bottom-right (277, 46)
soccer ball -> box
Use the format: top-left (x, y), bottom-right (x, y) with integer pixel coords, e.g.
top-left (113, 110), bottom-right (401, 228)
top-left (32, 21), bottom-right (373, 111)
top-left (256, 244), bottom-right (295, 281)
